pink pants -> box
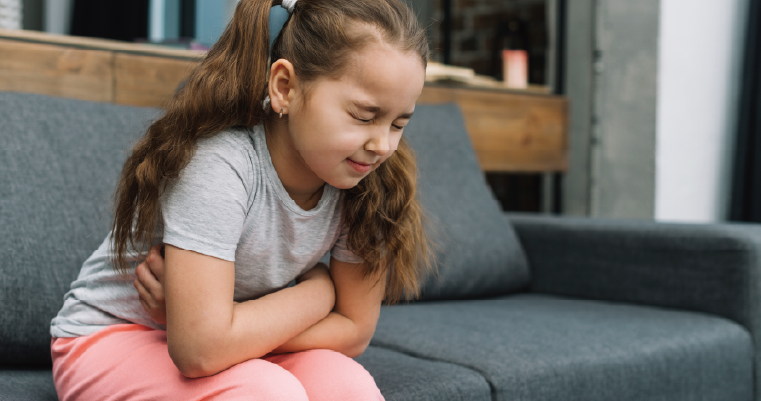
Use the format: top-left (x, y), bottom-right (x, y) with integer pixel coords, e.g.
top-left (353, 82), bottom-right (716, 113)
top-left (51, 324), bottom-right (384, 401)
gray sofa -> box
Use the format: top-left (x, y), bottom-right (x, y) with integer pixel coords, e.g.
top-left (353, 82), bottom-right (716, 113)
top-left (1, 90), bottom-right (758, 401)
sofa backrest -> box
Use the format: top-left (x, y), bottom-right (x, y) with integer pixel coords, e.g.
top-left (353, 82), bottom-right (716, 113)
top-left (0, 92), bottom-right (157, 366)
top-left (0, 92), bottom-right (530, 367)
top-left (403, 104), bottom-right (530, 300)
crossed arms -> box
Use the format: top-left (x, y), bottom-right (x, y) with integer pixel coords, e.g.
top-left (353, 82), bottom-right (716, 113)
top-left (133, 244), bottom-right (385, 378)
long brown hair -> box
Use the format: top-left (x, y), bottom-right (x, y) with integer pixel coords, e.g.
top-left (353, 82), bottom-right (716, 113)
top-left (111, 0), bottom-right (435, 303)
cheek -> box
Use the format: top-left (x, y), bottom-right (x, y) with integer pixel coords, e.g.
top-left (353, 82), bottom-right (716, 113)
top-left (290, 116), bottom-right (358, 152)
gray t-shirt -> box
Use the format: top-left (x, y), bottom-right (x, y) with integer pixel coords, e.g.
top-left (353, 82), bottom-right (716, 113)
top-left (50, 125), bottom-right (362, 338)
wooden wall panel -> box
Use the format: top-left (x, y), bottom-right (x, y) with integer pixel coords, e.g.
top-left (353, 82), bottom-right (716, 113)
top-left (114, 54), bottom-right (199, 107)
top-left (0, 39), bottom-right (113, 102)
top-left (419, 85), bottom-right (568, 172)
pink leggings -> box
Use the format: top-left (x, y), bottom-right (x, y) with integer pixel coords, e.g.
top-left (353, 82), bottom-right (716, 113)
top-left (51, 324), bottom-right (384, 401)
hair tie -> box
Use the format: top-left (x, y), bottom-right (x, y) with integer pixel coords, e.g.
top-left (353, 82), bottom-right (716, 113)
top-left (262, 95), bottom-right (271, 111)
top-left (282, 0), bottom-right (297, 14)
top-left (263, 0), bottom-right (296, 112)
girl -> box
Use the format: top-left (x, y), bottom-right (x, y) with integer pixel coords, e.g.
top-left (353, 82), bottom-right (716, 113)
top-left (49, 0), bottom-right (434, 399)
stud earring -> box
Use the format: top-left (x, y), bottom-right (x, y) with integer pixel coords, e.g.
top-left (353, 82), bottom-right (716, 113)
top-left (279, 108), bottom-right (284, 118)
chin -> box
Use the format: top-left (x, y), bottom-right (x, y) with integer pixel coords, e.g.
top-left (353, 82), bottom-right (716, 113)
top-left (328, 177), bottom-right (365, 190)
top-left (332, 181), bottom-right (361, 190)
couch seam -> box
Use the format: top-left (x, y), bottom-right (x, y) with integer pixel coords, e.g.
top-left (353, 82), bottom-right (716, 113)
top-left (369, 342), bottom-right (498, 401)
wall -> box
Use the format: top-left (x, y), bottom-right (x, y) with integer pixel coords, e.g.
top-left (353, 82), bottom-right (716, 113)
top-left (561, 0), bottom-right (595, 216)
top-left (563, 0), bottom-right (661, 218)
top-left (655, 0), bottom-right (748, 222)
top-left (591, 0), bottom-right (660, 218)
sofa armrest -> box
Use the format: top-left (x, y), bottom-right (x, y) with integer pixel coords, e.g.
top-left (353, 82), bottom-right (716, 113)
top-left (507, 213), bottom-right (761, 332)
top-left (508, 212), bottom-right (761, 397)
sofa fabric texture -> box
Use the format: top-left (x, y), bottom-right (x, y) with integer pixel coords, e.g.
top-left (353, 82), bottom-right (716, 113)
top-left (356, 346), bottom-right (492, 401)
top-left (0, 92), bottom-right (158, 366)
top-left (0, 369), bottom-right (57, 401)
top-left (402, 104), bottom-right (531, 301)
top-left (510, 213), bottom-right (761, 396)
top-left (371, 293), bottom-right (754, 401)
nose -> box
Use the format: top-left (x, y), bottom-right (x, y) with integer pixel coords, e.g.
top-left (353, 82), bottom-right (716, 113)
top-left (365, 126), bottom-right (392, 156)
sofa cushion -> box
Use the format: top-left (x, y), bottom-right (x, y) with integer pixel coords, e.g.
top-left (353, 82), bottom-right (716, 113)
top-left (370, 294), bottom-right (753, 401)
top-left (401, 104), bottom-right (531, 300)
top-left (356, 346), bottom-right (491, 401)
top-left (0, 369), bottom-right (57, 401)
top-left (0, 92), bottom-right (158, 366)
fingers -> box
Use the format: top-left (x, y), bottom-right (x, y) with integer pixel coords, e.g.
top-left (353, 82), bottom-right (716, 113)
top-left (133, 278), bottom-right (152, 312)
top-left (138, 291), bottom-right (151, 314)
top-left (145, 244), bottom-right (166, 283)
top-left (135, 262), bottom-right (165, 303)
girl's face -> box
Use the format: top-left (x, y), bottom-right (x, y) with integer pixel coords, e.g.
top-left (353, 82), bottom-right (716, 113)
top-left (285, 42), bottom-right (426, 190)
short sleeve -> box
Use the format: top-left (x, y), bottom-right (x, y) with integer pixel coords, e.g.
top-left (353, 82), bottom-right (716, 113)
top-left (330, 220), bottom-right (364, 264)
top-left (161, 133), bottom-right (253, 262)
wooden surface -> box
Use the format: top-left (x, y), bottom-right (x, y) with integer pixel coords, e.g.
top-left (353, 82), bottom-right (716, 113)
top-left (419, 86), bottom-right (567, 172)
top-left (0, 29), bottom-right (568, 172)
top-left (0, 38), bottom-right (114, 102)
top-left (115, 54), bottom-right (197, 107)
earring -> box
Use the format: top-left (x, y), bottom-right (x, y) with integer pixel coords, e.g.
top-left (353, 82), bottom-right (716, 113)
top-left (279, 108), bottom-right (284, 118)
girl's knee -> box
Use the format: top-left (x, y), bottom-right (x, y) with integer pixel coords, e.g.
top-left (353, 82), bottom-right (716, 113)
top-left (212, 358), bottom-right (309, 401)
top-left (272, 349), bottom-right (384, 401)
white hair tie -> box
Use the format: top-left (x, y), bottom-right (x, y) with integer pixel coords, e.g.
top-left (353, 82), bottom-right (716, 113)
top-left (282, 0), bottom-right (297, 14)
top-left (262, 95), bottom-right (271, 111)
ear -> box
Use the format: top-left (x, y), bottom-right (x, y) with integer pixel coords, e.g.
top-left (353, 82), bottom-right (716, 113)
top-left (268, 59), bottom-right (297, 116)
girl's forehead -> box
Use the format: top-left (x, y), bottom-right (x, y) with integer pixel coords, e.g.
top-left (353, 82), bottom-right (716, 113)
top-left (335, 43), bottom-right (425, 102)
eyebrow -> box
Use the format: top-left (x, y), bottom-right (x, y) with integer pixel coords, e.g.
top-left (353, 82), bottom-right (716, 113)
top-left (353, 101), bottom-right (414, 119)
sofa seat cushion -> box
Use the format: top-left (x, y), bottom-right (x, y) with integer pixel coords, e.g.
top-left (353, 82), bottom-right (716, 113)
top-left (371, 294), bottom-right (753, 401)
top-left (356, 346), bottom-right (491, 401)
top-left (0, 369), bottom-right (57, 401)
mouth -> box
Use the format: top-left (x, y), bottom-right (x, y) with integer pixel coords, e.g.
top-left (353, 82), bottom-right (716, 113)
top-left (347, 158), bottom-right (373, 173)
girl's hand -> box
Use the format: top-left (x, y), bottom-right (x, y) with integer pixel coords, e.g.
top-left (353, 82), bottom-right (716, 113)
top-left (134, 244), bottom-right (167, 325)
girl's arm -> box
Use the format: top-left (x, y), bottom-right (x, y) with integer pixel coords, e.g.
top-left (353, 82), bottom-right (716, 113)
top-left (135, 247), bottom-right (386, 357)
top-left (270, 256), bottom-right (386, 357)
top-left (135, 247), bottom-right (385, 359)
top-left (158, 244), bottom-right (334, 378)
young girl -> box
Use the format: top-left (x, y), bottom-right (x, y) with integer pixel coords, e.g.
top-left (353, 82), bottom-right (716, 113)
top-left (49, 0), bottom-right (434, 399)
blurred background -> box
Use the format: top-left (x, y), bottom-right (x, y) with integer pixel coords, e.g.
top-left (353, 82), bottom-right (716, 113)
top-left (1, 0), bottom-right (758, 225)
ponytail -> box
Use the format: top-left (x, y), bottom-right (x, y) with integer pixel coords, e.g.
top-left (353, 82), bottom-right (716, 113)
top-left (111, 0), bottom-right (277, 273)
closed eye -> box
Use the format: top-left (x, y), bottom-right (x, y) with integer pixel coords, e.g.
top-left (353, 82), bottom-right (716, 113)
top-left (351, 113), bottom-right (373, 123)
